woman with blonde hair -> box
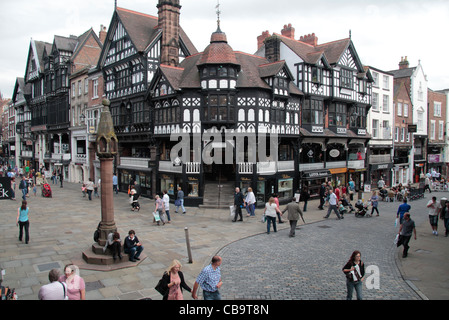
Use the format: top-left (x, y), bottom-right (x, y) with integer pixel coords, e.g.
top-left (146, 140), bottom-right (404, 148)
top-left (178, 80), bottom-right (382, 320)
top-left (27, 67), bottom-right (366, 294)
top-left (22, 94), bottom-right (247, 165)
top-left (159, 259), bottom-right (191, 300)
top-left (264, 197), bottom-right (282, 234)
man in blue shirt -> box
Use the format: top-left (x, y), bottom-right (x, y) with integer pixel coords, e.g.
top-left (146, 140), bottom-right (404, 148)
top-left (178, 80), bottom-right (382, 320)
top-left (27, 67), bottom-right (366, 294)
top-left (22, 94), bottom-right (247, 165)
top-left (397, 199), bottom-right (411, 224)
top-left (192, 256), bottom-right (222, 300)
top-left (112, 174), bottom-right (118, 194)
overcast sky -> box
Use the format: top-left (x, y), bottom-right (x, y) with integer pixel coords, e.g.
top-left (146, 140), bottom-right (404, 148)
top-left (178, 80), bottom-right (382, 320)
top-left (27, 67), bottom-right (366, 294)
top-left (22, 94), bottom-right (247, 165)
top-left (1, 0), bottom-right (448, 99)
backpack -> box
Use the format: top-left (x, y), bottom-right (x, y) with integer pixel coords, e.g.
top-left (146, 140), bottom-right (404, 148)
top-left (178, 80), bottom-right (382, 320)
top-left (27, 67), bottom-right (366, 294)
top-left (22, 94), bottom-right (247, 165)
top-left (93, 222), bottom-right (101, 243)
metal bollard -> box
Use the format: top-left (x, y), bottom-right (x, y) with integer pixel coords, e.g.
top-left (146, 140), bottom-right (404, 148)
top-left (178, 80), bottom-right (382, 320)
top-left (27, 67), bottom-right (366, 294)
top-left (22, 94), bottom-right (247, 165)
top-left (185, 227), bottom-right (193, 263)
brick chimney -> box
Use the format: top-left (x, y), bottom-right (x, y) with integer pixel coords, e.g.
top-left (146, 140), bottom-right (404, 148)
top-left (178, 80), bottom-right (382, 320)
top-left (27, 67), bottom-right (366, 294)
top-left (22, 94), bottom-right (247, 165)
top-left (399, 56), bottom-right (409, 70)
top-left (281, 24), bottom-right (295, 39)
top-left (157, 0), bottom-right (181, 67)
top-left (299, 33), bottom-right (318, 46)
top-left (99, 25), bottom-right (107, 44)
top-left (257, 30), bottom-right (270, 50)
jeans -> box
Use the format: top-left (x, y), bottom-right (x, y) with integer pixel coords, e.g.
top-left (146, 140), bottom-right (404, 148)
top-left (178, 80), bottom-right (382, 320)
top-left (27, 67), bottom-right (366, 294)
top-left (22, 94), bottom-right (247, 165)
top-left (203, 290), bottom-right (221, 300)
top-left (19, 220), bottom-right (30, 243)
top-left (176, 199), bottom-right (186, 213)
top-left (303, 201), bottom-right (308, 212)
top-left (165, 209), bottom-right (171, 222)
top-left (246, 203), bottom-right (255, 216)
top-left (266, 216), bottom-right (277, 234)
top-left (87, 190), bottom-right (93, 201)
top-left (113, 185), bottom-right (118, 194)
top-left (400, 235), bottom-right (412, 256)
top-left (124, 245), bottom-right (143, 261)
top-left (21, 188), bottom-right (27, 200)
top-left (346, 279), bottom-right (363, 300)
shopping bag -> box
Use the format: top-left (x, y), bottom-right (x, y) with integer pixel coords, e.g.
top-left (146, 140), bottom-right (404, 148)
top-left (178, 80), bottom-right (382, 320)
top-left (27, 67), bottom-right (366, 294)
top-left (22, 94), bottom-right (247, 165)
top-left (261, 213), bottom-right (266, 223)
top-left (153, 211), bottom-right (161, 222)
top-left (229, 205), bottom-right (235, 219)
top-left (394, 234), bottom-right (399, 245)
top-left (394, 218), bottom-right (399, 228)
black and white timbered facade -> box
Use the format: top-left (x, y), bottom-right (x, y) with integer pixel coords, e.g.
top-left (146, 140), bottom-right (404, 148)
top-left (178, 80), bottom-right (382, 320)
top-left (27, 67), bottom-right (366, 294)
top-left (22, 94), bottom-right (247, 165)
top-left (98, 3), bottom-right (197, 197)
top-left (257, 30), bottom-right (373, 197)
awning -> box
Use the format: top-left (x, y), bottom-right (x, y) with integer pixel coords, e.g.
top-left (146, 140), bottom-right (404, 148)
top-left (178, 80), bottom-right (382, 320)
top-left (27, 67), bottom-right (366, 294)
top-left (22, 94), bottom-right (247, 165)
top-left (329, 168), bottom-right (347, 174)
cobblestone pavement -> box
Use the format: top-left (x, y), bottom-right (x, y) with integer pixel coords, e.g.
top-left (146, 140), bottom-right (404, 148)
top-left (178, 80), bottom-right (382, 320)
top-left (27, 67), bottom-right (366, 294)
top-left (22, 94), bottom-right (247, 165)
top-left (217, 197), bottom-right (436, 300)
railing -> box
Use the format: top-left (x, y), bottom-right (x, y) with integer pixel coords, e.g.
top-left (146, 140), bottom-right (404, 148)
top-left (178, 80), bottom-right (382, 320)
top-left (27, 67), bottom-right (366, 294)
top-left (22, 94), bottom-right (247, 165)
top-left (348, 160), bottom-right (365, 169)
top-left (369, 154), bottom-right (391, 165)
top-left (257, 161), bottom-right (276, 174)
top-left (21, 150), bottom-right (33, 158)
top-left (238, 162), bottom-right (254, 174)
top-left (299, 163), bottom-right (325, 171)
top-left (325, 161), bottom-right (347, 169)
top-left (52, 153), bottom-right (71, 161)
top-left (186, 162), bottom-right (201, 174)
top-left (159, 161), bottom-right (182, 173)
top-left (277, 160), bottom-right (294, 172)
top-left (74, 154), bottom-right (87, 164)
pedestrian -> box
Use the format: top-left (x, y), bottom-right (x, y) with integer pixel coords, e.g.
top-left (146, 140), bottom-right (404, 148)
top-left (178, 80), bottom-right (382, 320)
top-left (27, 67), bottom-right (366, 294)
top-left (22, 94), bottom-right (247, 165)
top-left (103, 231), bottom-right (122, 261)
top-left (16, 200), bottom-right (30, 244)
top-left (324, 188), bottom-right (342, 220)
top-left (427, 196), bottom-right (441, 236)
top-left (396, 198), bottom-right (411, 225)
top-left (38, 269), bottom-right (68, 300)
top-left (282, 197), bottom-right (303, 238)
top-left (112, 173), bottom-right (118, 194)
top-left (32, 182), bottom-right (37, 197)
top-left (123, 230), bottom-right (144, 262)
top-left (130, 187), bottom-right (140, 212)
top-left (244, 187), bottom-right (256, 217)
top-left (85, 178), bottom-right (94, 200)
top-left (19, 176), bottom-right (28, 200)
top-left (370, 190), bottom-right (380, 216)
top-left (273, 193), bottom-right (284, 223)
top-left (424, 175), bottom-right (432, 193)
top-left (377, 177), bottom-right (385, 189)
top-left (301, 186), bottom-right (310, 212)
top-left (397, 213), bottom-right (417, 258)
top-left (81, 184), bottom-right (87, 197)
top-left (192, 256), bottom-right (223, 300)
top-left (264, 197), bottom-right (282, 234)
top-left (348, 179), bottom-right (355, 201)
top-left (175, 186), bottom-right (186, 214)
top-left (342, 250), bottom-right (365, 300)
top-left (440, 201), bottom-right (449, 237)
top-left (52, 169), bottom-right (56, 185)
top-left (154, 194), bottom-right (165, 225)
top-left (318, 183), bottom-right (326, 210)
top-left (232, 187), bottom-right (244, 222)
top-left (10, 177), bottom-right (16, 200)
top-left (59, 171), bottom-right (63, 188)
top-left (93, 180), bottom-right (99, 198)
top-left (162, 190), bottom-right (171, 223)
top-left (58, 264), bottom-right (86, 300)
top-left (159, 259), bottom-right (192, 300)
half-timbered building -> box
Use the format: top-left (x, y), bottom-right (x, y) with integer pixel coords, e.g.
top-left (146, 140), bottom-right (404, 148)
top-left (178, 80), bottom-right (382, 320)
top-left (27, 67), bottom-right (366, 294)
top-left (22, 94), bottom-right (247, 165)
top-left (97, 2), bottom-right (197, 197)
top-left (148, 23), bottom-right (303, 206)
top-left (256, 27), bottom-right (373, 197)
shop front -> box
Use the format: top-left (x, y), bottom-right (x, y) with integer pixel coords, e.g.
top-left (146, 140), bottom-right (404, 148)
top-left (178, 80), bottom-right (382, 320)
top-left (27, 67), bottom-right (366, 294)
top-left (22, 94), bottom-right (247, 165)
top-left (117, 166), bottom-right (152, 197)
top-left (370, 163), bottom-right (393, 188)
top-left (300, 169), bottom-right (331, 198)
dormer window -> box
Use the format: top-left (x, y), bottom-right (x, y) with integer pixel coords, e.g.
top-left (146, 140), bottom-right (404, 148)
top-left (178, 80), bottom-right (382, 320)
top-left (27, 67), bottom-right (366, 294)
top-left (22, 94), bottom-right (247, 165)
top-left (311, 66), bottom-right (322, 84)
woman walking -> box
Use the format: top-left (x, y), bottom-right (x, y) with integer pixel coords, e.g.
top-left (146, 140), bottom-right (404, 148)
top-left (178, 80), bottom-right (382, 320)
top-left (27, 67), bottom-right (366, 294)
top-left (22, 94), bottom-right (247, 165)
top-left (264, 197), bottom-right (282, 234)
top-left (342, 250), bottom-right (365, 300)
top-left (58, 265), bottom-right (86, 300)
top-left (159, 259), bottom-right (192, 300)
top-left (370, 190), bottom-right (380, 216)
top-left (16, 200), bottom-right (30, 244)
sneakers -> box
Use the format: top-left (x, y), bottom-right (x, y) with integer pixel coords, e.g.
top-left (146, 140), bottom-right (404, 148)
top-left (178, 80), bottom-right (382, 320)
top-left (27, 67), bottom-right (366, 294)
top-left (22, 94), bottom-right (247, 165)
top-left (432, 230), bottom-right (438, 236)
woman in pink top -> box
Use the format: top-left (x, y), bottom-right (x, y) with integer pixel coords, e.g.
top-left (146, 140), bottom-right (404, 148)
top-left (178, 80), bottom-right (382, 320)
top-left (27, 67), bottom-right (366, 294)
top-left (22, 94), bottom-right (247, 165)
top-left (59, 264), bottom-right (86, 300)
top-left (160, 259), bottom-right (191, 300)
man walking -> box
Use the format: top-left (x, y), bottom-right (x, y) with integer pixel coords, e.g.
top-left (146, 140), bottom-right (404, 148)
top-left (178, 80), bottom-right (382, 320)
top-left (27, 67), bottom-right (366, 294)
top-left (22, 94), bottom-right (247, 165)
top-left (318, 183), bottom-right (326, 210)
top-left (192, 256), bottom-right (223, 300)
top-left (233, 187), bottom-right (244, 222)
top-left (19, 176), bottom-right (28, 200)
top-left (175, 186), bottom-right (186, 214)
top-left (398, 213), bottom-right (416, 258)
top-left (427, 196), bottom-right (441, 235)
top-left (324, 188), bottom-right (342, 220)
top-left (282, 197), bottom-right (304, 237)
top-left (112, 173), bottom-right (118, 194)
top-left (396, 198), bottom-right (411, 225)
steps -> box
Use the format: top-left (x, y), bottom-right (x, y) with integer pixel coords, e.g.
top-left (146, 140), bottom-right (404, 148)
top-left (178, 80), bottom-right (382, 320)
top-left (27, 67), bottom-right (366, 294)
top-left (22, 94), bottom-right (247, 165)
top-left (199, 181), bottom-right (235, 209)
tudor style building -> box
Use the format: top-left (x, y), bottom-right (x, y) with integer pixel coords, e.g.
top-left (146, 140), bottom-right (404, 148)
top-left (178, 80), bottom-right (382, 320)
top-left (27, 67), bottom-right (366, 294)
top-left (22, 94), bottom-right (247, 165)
top-left (256, 26), bottom-right (373, 196)
top-left (149, 24), bottom-right (302, 206)
top-left (97, 2), bottom-right (197, 197)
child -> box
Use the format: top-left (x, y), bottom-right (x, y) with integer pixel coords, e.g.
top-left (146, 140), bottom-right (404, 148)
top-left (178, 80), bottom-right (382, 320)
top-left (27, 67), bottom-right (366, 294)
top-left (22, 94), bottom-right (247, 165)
top-left (33, 182), bottom-right (37, 197)
top-left (81, 184), bottom-right (87, 198)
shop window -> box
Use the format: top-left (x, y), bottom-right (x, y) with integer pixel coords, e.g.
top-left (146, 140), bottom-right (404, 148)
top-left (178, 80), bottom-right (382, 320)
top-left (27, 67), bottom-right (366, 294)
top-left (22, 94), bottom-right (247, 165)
top-left (278, 178), bottom-right (293, 201)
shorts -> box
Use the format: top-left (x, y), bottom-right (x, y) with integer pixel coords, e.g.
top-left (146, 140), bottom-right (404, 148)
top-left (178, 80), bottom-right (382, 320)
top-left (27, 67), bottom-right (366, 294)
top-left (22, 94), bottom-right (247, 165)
top-left (429, 215), bottom-right (439, 226)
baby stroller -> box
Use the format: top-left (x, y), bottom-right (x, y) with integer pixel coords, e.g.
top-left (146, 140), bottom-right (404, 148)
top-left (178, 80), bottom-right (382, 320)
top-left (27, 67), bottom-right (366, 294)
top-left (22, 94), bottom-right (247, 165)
top-left (42, 183), bottom-right (52, 198)
top-left (354, 199), bottom-right (369, 217)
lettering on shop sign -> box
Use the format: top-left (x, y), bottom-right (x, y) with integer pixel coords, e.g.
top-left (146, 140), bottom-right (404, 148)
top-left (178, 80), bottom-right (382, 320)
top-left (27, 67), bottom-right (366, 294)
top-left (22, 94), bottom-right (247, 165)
top-left (0, 178), bottom-right (11, 200)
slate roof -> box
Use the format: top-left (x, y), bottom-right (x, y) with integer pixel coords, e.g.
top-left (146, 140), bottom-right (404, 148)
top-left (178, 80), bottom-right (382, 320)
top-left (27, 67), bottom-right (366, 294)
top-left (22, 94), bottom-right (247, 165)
top-left (388, 67), bottom-right (416, 79)
top-left (116, 7), bottom-right (197, 55)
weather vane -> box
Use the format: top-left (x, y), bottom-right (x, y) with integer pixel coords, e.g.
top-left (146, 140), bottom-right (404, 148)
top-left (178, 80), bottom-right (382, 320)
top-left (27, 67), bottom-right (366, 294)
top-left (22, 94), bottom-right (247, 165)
top-left (216, 0), bottom-right (221, 29)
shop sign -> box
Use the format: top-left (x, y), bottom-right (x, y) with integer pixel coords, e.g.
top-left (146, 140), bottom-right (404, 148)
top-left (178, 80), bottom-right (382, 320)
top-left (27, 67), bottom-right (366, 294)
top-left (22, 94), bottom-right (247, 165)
top-left (312, 126), bottom-right (324, 133)
top-left (358, 129), bottom-right (367, 135)
top-left (428, 154), bottom-right (442, 163)
top-left (329, 149), bottom-right (340, 158)
top-left (337, 128), bottom-right (347, 134)
top-left (302, 170), bottom-right (331, 179)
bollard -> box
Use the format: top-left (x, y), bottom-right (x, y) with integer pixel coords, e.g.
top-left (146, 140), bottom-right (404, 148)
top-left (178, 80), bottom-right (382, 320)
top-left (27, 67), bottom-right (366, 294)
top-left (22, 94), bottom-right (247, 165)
top-left (185, 227), bottom-right (193, 263)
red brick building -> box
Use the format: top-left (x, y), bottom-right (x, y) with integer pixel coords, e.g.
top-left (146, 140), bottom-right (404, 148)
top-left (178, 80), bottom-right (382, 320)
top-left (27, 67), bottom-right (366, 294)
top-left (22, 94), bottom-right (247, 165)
top-left (427, 88), bottom-right (447, 176)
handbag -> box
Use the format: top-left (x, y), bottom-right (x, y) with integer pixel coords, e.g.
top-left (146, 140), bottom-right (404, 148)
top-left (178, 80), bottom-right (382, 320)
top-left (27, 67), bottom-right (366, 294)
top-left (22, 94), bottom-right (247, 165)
top-left (229, 205), bottom-right (236, 219)
top-left (175, 199), bottom-right (181, 207)
top-left (155, 273), bottom-right (168, 296)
